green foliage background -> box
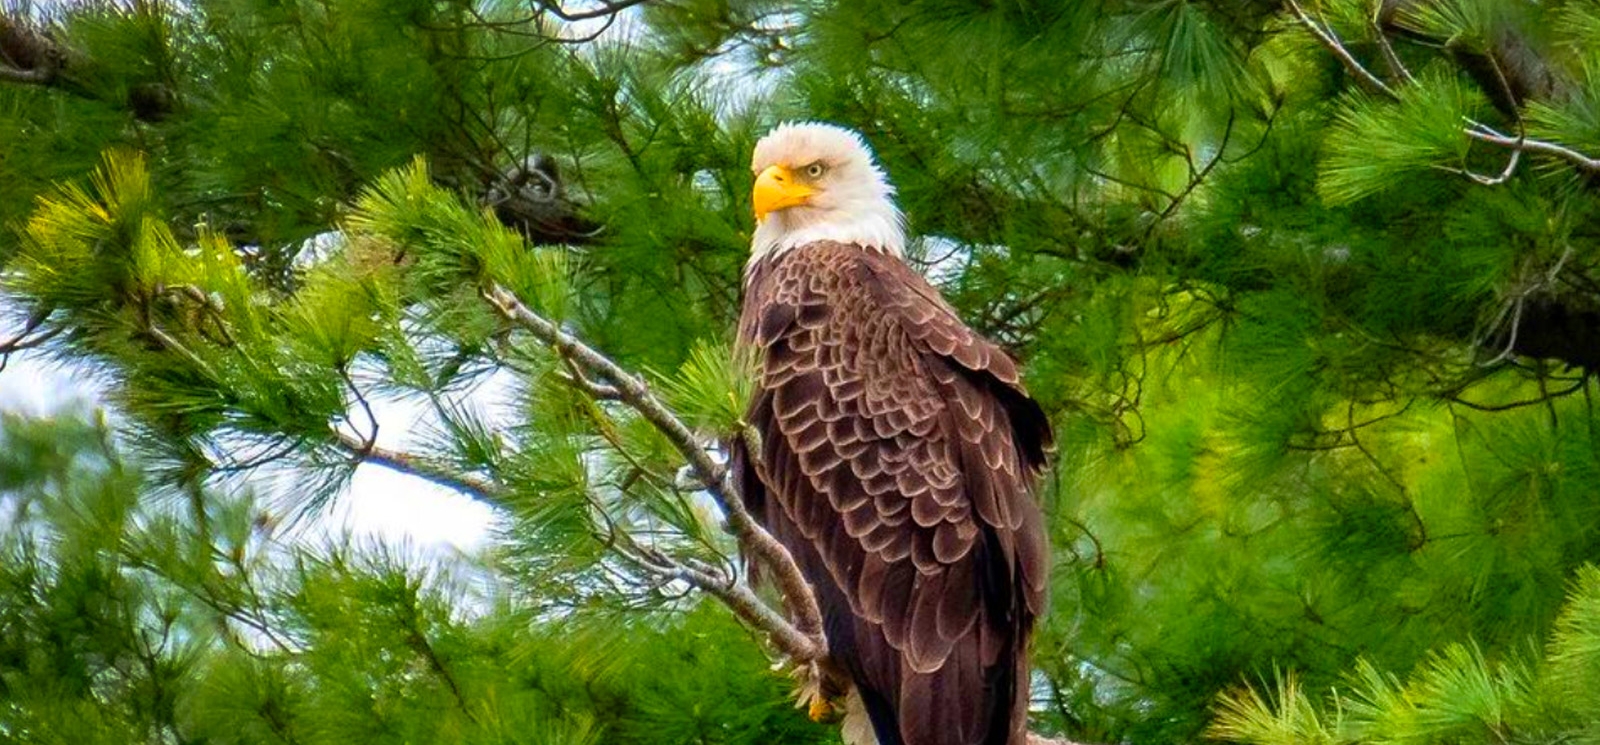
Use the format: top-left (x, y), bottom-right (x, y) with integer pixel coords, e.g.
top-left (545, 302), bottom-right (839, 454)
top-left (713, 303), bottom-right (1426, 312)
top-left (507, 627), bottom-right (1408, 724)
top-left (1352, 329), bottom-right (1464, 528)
top-left (4, 0), bottom-right (1600, 743)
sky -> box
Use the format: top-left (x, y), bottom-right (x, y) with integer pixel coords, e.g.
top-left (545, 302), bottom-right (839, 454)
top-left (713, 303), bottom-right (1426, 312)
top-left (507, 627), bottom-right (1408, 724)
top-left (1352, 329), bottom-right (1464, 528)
top-left (0, 348), bottom-right (497, 554)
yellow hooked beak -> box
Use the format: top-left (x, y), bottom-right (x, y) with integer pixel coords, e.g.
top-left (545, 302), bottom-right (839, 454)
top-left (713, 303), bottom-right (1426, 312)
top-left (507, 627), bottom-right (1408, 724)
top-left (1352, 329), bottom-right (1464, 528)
top-left (753, 165), bottom-right (815, 221)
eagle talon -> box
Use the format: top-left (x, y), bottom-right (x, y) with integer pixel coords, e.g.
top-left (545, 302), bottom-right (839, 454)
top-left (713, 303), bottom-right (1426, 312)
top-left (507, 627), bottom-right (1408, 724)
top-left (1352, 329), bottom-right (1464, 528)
top-left (807, 696), bottom-right (835, 722)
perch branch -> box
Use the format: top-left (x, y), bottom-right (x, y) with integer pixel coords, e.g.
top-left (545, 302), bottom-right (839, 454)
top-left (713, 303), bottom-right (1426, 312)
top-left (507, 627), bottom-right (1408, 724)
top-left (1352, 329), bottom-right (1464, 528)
top-left (0, 65), bottom-right (49, 84)
top-left (678, 557), bottom-right (827, 663)
top-left (480, 283), bottom-right (826, 661)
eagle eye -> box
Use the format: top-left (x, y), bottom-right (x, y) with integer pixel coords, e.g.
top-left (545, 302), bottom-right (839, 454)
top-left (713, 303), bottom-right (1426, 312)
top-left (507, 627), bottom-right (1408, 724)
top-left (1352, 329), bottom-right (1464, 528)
top-left (804, 162), bottom-right (826, 179)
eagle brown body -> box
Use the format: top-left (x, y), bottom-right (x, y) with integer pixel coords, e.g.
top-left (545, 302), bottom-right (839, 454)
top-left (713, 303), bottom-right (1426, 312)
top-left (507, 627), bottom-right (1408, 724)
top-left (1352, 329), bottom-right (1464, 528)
top-left (731, 238), bottom-right (1052, 745)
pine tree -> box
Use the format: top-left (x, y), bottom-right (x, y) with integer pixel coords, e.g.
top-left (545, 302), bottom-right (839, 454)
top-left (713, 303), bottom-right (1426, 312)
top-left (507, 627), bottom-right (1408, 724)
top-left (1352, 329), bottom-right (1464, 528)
top-left (4, 1), bottom-right (1600, 744)
top-left (0, 411), bottom-right (828, 744)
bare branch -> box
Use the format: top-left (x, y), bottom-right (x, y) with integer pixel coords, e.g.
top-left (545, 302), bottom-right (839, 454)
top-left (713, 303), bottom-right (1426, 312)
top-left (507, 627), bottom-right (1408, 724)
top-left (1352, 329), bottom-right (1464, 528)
top-left (332, 429), bottom-right (503, 505)
top-left (676, 557), bottom-right (824, 663)
top-left (0, 64), bottom-right (49, 84)
top-left (1285, 0), bottom-right (1397, 99)
top-left (559, 356), bottom-right (623, 400)
top-left (1444, 378), bottom-right (1588, 412)
top-left (1466, 148), bottom-right (1521, 186)
top-left (0, 308), bottom-right (59, 372)
top-left (1465, 125), bottom-right (1600, 174)
top-left (531, 0), bottom-right (651, 23)
top-left (480, 284), bottom-right (826, 660)
top-left (338, 366), bottom-right (380, 454)
top-left (1370, 20), bottom-right (1415, 85)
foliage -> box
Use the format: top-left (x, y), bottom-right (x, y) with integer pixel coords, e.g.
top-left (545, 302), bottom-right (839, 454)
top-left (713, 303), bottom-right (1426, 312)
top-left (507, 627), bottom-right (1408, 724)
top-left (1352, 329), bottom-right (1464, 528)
top-left (3, 0), bottom-right (1600, 744)
top-left (1209, 566), bottom-right (1600, 745)
top-left (0, 412), bottom-right (826, 744)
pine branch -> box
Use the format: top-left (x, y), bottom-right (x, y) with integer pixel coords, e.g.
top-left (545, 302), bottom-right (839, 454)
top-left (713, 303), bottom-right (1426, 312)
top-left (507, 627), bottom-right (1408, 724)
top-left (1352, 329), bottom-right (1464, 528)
top-left (131, 317), bottom-right (502, 503)
top-left (481, 284), bottom-right (1117, 743)
top-left (0, 308), bottom-right (60, 372)
top-left (0, 64), bottom-right (50, 85)
top-left (1286, 3), bottom-right (1600, 176)
top-left (480, 283), bottom-right (827, 662)
top-left (531, 0), bottom-right (652, 23)
top-left (331, 429), bottom-right (504, 505)
top-left (1285, 0), bottom-right (1397, 99)
top-left (674, 557), bottom-right (826, 664)
top-left (1466, 125), bottom-right (1600, 174)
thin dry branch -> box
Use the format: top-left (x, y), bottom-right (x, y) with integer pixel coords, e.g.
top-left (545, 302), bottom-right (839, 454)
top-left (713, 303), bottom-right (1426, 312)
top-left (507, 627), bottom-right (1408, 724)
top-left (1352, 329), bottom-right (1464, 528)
top-left (1466, 125), bottom-right (1600, 174)
top-left (1370, 18), bottom-right (1415, 85)
top-left (1285, 0), bottom-right (1397, 98)
top-left (0, 64), bottom-right (49, 84)
top-left (677, 557), bottom-right (827, 663)
top-left (531, 0), bottom-right (651, 22)
top-left (332, 429), bottom-right (503, 505)
top-left (1286, 2), bottom-right (1600, 177)
top-left (0, 308), bottom-right (60, 371)
top-left (480, 283), bottom-right (826, 662)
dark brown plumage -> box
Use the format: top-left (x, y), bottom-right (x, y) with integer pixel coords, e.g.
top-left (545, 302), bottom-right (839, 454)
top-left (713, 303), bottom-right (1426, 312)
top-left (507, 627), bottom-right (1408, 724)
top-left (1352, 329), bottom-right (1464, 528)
top-left (731, 240), bottom-right (1052, 745)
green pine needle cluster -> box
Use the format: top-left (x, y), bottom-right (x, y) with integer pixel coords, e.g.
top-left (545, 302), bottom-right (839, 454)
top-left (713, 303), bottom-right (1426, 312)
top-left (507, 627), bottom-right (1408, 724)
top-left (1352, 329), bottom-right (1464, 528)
top-left (1321, 73), bottom-right (1484, 205)
top-left (1211, 569), bottom-right (1600, 745)
top-left (5, 0), bottom-right (1600, 743)
top-left (0, 412), bottom-right (826, 745)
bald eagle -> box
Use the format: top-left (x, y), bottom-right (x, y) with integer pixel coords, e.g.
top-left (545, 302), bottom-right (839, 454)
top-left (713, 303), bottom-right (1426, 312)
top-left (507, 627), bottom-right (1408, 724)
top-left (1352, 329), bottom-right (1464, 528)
top-left (730, 122), bottom-right (1052, 745)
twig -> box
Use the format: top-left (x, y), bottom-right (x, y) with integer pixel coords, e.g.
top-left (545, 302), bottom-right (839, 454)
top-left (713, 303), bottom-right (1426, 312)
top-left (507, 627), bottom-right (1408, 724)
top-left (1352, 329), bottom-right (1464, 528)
top-left (1147, 108), bottom-right (1236, 237)
top-left (678, 557), bottom-right (825, 663)
top-left (1459, 148), bottom-right (1521, 186)
top-left (338, 366), bottom-right (380, 455)
top-left (1368, 11), bottom-right (1415, 86)
top-left (1444, 379), bottom-right (1587, 412)
top-left (0, 308), bottom-right (58, 372)
top-left (1285, 0), bottom-right (1397, 99)
top-left (1476, 245), bottom-right (1575, 366)
top-left (1480, 292), bottom-right (1526, 367)
top-left (0, 65), bottom-right (50, 85)
top-left (1465, 125), bottom-right (1600, 174)
top-left (531, 0), bottom-right (651, 22)
top-left (480, 284), bottom-right (826, 661)
top-left (332, 429), bottom-right (503, 505)
top-left (559, 356), bottom-right (623, 399)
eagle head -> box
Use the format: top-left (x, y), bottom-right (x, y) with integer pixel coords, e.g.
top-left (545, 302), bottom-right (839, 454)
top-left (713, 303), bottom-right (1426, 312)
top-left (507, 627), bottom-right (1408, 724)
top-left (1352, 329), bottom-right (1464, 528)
top-left (749, 122), bottom-right (905, 262)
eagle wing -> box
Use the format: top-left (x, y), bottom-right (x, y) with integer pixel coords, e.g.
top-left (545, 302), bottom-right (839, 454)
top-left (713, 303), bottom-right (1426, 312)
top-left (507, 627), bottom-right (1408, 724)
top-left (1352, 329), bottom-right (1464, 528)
top-left (732, 241), bottom-right (1051, 745)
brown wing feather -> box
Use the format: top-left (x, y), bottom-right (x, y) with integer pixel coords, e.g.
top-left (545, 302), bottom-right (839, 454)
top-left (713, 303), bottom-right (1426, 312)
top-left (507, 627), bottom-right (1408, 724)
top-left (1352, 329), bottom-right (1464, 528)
top-left (732, 241), bottom-right (1051, 745)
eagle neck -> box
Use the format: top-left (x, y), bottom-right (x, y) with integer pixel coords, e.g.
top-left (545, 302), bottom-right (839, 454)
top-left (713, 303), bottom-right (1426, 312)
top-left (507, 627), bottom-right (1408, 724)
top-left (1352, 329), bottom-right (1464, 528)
top-left (749, 204), bottom-right (905, 268)
top-left (743, 239), bottom-right (900, 286)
